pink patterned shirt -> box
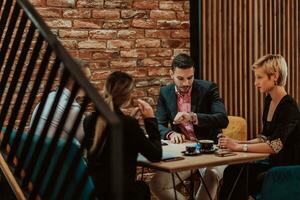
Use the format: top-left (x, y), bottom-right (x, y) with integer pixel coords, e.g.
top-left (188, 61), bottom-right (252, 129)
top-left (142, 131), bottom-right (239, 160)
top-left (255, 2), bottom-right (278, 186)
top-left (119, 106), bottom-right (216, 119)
top-left (175, 87), bottom-right (197, 140)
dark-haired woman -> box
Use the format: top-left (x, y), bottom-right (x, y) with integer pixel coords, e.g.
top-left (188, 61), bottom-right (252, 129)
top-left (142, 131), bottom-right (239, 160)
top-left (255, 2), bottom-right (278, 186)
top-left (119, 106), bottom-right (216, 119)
top-left (84, 71), bottom-right (162, 200)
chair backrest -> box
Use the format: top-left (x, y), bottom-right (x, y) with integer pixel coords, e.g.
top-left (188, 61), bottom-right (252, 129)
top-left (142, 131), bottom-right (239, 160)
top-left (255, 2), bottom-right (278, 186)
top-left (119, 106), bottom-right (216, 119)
top-left (257, 165), bottom-right (300, 200)
top-left (1, 128), bottom-right (95, 200)
top-left (222, 116), bottom-right (247, 141)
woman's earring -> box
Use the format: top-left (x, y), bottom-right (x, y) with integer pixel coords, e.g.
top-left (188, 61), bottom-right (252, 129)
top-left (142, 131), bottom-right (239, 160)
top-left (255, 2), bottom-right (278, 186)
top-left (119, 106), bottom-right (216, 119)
top-left (274, 80), bottom-right (277, 85)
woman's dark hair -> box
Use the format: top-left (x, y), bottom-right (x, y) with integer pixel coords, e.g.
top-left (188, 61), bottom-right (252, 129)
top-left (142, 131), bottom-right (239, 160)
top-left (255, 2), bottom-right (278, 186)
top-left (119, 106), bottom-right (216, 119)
top-left (90, 71), bottom-right (134, 153)
top-left (104, 71), bottom-right (134, 108)
top-left (171, 53), bottom-right (194, 70)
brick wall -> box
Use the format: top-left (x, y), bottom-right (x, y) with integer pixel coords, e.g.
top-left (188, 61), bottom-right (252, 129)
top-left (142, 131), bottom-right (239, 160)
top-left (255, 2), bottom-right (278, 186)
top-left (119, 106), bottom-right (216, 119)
top-left (30, 0), bottom-right (190, 109)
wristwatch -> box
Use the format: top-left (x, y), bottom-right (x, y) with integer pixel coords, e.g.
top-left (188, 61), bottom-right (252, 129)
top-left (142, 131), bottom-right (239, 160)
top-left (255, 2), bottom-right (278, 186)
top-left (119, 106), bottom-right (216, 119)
top-left (242, 144), bottom-right (248, 152)
top-left (189, 112), bottom-right (198, 124)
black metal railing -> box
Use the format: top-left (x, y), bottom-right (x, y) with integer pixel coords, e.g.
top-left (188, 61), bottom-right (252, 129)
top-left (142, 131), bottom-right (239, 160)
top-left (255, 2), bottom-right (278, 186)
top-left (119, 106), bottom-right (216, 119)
top-left (0, 0), bottom-right (123, 199)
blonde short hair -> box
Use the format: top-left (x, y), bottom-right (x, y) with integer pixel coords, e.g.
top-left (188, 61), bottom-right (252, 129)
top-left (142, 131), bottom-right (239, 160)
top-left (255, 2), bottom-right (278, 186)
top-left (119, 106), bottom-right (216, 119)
top-left (252, 54), bottom-right (288, 86)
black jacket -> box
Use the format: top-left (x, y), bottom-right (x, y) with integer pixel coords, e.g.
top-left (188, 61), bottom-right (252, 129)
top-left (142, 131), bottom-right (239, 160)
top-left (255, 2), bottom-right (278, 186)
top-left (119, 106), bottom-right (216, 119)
top-left (84, 108), bottom-right (162, 199)
top-left (262, 95), bottom-right (300, 166)
top-left (156, 80), bottom-right (229, 142)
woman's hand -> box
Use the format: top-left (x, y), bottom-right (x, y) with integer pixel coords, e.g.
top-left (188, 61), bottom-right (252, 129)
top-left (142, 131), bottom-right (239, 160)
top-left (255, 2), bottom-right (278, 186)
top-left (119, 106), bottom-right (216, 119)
top-left (137, 99), bottom-right (154, 118)
top-left (218, 134), bottom-right (239, 151)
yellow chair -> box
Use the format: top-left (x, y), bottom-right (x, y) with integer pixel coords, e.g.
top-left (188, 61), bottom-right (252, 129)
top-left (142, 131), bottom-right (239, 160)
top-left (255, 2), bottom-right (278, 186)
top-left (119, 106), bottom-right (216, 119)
top-left (222, 116), bottom-right (247, 141)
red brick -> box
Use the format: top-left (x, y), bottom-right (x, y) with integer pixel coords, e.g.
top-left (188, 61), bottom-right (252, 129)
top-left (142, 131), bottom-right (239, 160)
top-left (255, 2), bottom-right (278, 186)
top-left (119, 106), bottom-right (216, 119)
top-left (174, 49), bottom-right (190, 56)
top-left (159, 1), bottom-right (184, 11)
top-left (127, 69), bottom-right (148, 78)
top-left (59, 30), bottom-right (88, 38)
top-left (135, 80), bottom-right (149, 87)
top-left (89, 30), bottom-right (117, 39)
top-left (148, 67), bottom-right (169, 76)
top-left (180, 21), bottom-right (190, 29)
top-left (162, 39), bottom-right (186, 48)
top-left (171, 30), bottom-right (189, 39)
top-left (104, 1), bottom-right (131, 9)
top-left (77, 0), bottom-right (103, 8)
top-left (92, 50), bottom-right (119, 59)
top-left (157, 20), bottom-right (181, 29)
top-left (60, 39), bottom-right (77, 49)
top-left (147, 49), bottom-right (172, 57)
top-left (138, 58), bottom-right (162, 67)
top-left (68, 50), bottom-right (91, 59)
top-left (148, 87), bottom-right (160, 96)
top-left (150, 10), bottom-right (176, 20)
top-left (103, 20), bottom-right (131, 29)
top-left (117, 30), bottom-right (144, 39)
top-left (89, 61), bottom-right (109, 70)
top-left (163, 59), bottom-right (172, 67)
top-left (47, 0), bottom-right (75, 7)
top-left (177, 11), bottom-right (189, 20)
top-left (91, 70), bottom-right (111, 80)
top-left (145, 30), bottom-right (170, 38)
top-left (36, 8), bottom-right (61, 18)
top-left (136, 39), bottom-right (160, 48)
top-left (133, 1), bottom-right (158, 10)
top-left (73, 19), bottom-right (102, 28)
top-left (184, 1), bottom-right (190, 11)
top-left (120, 50), bottom-right (147, 58)
top-left (110, 60), bottom-right (137, 68)
top-left (131, 89), bottom-right (147, 98)
top-left (132, 19), bottom-right (156, 28)
top-left (78, 40), bottom-right (106, 49)
top-left (63, 9), bottom-right (91, 18)
top-left (92, 10), bottom-right (120, 19)
top-left (121, 10), bottom-right (147, 19)
top-left (150, 77), bottom-right (172, 86)
top-left (46, 19), bottom-right (72, 28)
top-left (29, 0), bottom-right (44, 6)
top-left (107, 40), bottom-right (134, 49)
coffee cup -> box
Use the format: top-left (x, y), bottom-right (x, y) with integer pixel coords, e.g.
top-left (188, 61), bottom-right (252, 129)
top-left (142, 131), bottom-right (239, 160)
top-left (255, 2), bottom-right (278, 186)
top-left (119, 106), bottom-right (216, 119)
top-left (185, 145), bottom-right (196, 154)
top-left (199, 140), bottom-right (214, 151)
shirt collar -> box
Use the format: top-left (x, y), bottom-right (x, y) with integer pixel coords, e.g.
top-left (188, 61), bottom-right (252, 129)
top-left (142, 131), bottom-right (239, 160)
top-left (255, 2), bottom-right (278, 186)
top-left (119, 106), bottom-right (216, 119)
top-left (175, 85), bottom-right (192, 98)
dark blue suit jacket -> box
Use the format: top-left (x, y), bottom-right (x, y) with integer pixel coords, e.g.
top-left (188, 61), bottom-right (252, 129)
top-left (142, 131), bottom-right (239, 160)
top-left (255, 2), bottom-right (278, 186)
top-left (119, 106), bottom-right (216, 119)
top-left (156, 79), bottom-right (229, 142)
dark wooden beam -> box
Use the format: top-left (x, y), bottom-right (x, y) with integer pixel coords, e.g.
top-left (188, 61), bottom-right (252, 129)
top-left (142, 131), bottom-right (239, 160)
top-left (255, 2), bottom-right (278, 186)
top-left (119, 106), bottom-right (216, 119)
top-left (190, 0), bottom-right (202, 79)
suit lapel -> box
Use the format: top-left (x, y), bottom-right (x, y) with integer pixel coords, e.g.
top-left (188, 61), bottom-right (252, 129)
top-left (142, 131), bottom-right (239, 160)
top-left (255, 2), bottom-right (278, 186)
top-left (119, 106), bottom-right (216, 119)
top-left (168, 85), bottom-right (178, 119)
top-left (191, 81), bottom-right (200, 112)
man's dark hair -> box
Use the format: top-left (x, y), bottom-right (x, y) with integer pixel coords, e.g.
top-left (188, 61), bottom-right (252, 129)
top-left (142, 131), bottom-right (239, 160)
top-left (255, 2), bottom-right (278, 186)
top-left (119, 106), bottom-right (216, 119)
top-left (171, 53), bottom-right (194, 70)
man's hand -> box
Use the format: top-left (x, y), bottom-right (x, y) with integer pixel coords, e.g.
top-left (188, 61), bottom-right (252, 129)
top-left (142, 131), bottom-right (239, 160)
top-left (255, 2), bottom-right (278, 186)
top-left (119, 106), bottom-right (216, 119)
top-left (169, 132), bottom-right (185, 144)
top-left (173, 112), bottom-right (192, 124)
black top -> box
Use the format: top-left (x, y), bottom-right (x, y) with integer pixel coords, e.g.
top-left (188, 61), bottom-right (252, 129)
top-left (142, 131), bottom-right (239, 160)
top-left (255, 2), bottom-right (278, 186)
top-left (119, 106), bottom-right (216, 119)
top-left (156, 80), bottom-right (229, 142)
top-left (83, 108), bottom-right (162, 199)
top-left (262, 95), bottom-right (300, 166)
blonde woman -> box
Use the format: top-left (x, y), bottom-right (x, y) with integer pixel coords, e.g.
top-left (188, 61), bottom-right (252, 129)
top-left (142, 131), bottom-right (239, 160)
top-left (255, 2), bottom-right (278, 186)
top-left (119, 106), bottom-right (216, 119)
top-left (219, 54), bottom-right (300, 199)
top-left (83, 71), bottom-right (162, 200)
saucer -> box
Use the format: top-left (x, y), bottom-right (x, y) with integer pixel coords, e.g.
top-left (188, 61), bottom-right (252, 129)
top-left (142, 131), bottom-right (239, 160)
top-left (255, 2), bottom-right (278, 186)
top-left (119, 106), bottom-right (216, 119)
top-left (181, 150), bottom-right (201, 156)
top-left (201, 147), bottom-right (217, 154)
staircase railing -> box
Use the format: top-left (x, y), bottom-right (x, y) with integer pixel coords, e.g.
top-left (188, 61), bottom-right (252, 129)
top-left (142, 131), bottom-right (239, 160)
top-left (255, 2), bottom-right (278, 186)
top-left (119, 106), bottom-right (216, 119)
top-left (0, 0), bottom-right (123, 199)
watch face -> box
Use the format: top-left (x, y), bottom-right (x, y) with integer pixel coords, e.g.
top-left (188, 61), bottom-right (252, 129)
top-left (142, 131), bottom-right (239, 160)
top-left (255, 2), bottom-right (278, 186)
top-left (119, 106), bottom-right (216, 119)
top-left (243, 144), bottom-right (248, 152)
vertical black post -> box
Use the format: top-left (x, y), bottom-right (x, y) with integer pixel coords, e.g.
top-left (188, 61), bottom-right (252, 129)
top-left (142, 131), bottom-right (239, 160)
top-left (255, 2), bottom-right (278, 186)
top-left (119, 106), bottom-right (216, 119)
top-left (190, 0), bottom-right (202, 79)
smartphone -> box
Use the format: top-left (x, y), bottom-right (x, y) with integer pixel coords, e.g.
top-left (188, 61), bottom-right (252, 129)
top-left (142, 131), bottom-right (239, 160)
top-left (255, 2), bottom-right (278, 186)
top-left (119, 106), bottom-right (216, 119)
top-left (215, 150), bottom-right (237, 157)
top-left (162, 157), bottom-right (185, 162)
